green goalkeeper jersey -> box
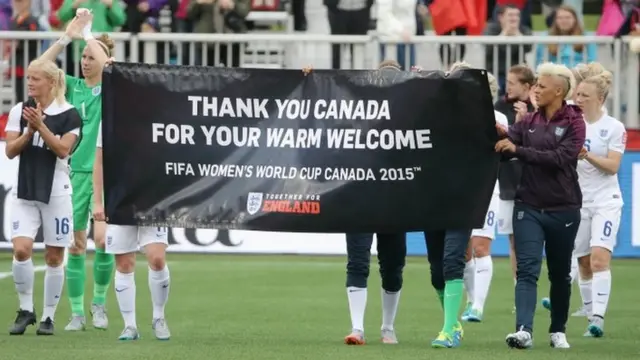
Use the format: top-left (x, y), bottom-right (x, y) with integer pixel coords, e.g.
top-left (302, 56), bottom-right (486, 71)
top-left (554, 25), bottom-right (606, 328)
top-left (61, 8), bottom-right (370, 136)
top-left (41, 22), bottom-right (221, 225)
top-left (66, 75), bottom-right (102, 173)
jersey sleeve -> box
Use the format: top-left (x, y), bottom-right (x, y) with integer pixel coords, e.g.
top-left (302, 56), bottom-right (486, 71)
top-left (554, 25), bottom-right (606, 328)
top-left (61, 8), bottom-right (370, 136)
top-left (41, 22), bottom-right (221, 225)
top-left (64, 74), bottom-right (79, 96)
top-left (96, 121), bottom-right (103, 148)
top-left (5, 103), bottom-right (23, 133)
top-left (608, 121), bottom-right (626, 154)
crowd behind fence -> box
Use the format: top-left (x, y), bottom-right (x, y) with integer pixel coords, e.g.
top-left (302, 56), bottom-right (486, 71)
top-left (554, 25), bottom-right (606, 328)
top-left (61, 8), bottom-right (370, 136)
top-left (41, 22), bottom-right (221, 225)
top-left (1, 32), bottom-right (638, 128)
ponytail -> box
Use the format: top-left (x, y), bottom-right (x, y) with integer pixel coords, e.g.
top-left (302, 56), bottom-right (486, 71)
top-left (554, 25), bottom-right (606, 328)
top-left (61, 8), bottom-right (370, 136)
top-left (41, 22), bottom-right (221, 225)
top-left (52, 69), bottom-right (66, 104)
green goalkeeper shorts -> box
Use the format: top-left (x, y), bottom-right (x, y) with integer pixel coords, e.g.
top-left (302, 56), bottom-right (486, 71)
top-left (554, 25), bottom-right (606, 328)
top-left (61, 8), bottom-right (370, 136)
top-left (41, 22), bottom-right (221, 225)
top-left (71, 171), bottom-right (93, 232)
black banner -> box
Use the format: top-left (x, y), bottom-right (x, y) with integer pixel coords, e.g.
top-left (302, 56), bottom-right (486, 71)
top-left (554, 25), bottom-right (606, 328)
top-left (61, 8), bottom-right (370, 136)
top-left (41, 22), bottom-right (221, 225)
top-left (102, 64), bottom-right (498, 233)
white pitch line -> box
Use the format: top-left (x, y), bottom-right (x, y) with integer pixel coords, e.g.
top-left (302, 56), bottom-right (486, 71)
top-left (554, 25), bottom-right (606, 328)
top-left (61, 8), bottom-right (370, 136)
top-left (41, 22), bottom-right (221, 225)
top-left (0, 265), bottom-right (48, 280)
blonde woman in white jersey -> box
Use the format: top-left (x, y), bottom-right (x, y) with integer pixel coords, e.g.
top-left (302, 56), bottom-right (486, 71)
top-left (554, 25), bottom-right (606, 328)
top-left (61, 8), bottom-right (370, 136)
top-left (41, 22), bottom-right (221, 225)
top-left (461, 70), bottom-right (509, 322)
top-left (572, 72), bottom-right (624, 337)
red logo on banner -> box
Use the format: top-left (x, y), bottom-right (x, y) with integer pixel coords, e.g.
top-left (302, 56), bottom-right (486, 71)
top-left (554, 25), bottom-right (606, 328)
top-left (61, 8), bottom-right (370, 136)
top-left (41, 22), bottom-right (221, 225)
top-left (262, 200), bottom-right (320, 214)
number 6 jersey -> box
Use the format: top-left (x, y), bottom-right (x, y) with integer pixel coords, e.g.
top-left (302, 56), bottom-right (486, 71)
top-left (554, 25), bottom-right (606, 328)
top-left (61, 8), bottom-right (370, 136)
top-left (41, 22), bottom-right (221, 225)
top-left (577, 114), bottom-right (626, 208)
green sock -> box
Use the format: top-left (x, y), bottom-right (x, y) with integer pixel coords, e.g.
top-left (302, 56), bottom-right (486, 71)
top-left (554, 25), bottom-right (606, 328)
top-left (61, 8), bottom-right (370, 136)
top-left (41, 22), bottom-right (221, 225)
top-left (442, 279), bottom-right (464, 334)
top-left (436, 289), bottom-right (444, 309)
top-left (66, 254), bottom-right (86, 316)
top-left (92, 248), bottom-right (115, 305)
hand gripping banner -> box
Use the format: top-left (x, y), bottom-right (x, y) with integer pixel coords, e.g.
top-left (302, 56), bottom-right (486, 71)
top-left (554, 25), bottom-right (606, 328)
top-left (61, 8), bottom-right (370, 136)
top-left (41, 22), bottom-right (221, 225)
top-left (101, 63), bottom-right (498, 233)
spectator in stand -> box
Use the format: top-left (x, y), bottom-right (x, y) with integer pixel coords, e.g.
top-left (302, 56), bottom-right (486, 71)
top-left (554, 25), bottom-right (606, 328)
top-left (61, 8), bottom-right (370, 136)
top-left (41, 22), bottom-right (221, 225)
top-left (122, 0), bottom-right (167, 63)
top-left (57, 0), bottom-right (126, 74)
top-left (324, 0), bottom-right (373, 70)
top-left (484, 4), bottom-right (532, 94)
top-left (6, 0), bottom-right (41, 104)
top-left (535, 5), bottom-right (596, 67)
top-left (187, 0), bottom-right (250, 67)
top-left (377, 0), bottom-right (417, 70)
top-left (493, 0), bottom-right (532, 30)
top-left (428, 0), bottom-right (486, 68)
top-left (31, 0), bottom-right (51, 30)
top-left (0, 0), bottom-right (10, 30)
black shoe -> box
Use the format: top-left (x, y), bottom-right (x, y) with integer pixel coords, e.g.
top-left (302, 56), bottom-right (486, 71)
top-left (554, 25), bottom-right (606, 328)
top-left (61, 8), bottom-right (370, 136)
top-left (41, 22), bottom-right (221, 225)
top-left (9, 309), bottom-right (36, 335)
top-left (36, 317), bottom-right (54, 336)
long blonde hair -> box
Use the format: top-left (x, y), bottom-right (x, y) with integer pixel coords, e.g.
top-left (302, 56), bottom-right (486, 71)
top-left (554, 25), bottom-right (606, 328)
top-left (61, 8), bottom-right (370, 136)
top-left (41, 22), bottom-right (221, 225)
top-left (27, 59), bottom-right (66, 104)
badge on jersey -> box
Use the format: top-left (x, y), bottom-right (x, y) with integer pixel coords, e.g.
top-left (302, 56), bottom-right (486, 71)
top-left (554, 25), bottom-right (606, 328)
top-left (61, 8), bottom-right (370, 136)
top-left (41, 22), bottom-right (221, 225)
top-left (599, 129), bottom-right (608, 137)
top-left (92, 86), bottom-right (102, 96)
top-left (555, 127), bottom-right (566, 137)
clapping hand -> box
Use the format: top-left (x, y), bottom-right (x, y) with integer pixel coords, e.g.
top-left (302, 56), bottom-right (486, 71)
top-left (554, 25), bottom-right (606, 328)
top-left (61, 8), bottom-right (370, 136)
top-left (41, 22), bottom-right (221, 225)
top-left (302, 65), bottom-right (313, 76)
top-left (496, 123), bottom-right (508, 138)
top-left (23, 103), bottom-right (45, 131)
top-left (578, 146), bottom-right (588, 160)
top-left (514, 101), bottom-right (529, 123)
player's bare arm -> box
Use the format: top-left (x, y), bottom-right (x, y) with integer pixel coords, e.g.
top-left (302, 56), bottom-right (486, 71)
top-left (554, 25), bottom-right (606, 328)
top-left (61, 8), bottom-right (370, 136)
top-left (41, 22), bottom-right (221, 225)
top-left (23, 104), bottom-right (78, 159)
top-left (38, 16), bottom-right (88, 63)
top-left (93, 147), bottom-right (105, 221)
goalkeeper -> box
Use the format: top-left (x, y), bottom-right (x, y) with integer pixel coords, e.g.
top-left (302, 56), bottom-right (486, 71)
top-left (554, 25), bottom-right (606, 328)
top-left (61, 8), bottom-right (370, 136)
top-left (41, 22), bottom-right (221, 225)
top-left (38, 9), bottom-right (115, 331)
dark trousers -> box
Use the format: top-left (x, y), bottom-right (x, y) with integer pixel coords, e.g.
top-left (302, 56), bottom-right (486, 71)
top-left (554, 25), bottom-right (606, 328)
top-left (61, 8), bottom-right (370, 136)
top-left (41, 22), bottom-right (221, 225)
top-left (424, 229), bottom-right (471, 291)
top-left (438, 28), bottom-right (467, 67)
top-left (512, 203), bottom-right (580, 333)
top-left (327, 8), bottom-right (370, 69)
top-left (346, 233), bottom-right (406, 292)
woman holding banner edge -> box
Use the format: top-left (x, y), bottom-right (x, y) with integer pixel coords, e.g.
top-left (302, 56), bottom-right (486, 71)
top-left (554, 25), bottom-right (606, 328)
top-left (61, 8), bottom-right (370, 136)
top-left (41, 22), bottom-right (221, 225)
top-left (37, 9), bottom-right (116, 331)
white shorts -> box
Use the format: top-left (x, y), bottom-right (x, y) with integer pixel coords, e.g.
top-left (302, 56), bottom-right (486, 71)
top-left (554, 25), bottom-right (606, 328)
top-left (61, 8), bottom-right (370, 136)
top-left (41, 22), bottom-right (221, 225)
top-left (497, 199), bottom-right (515, 235)
top-left (10, 194), bottom-right (74, 247)
top-left (573, 206), bottom-right (622, 258)
top-left (105, 225), bottom-right (169, 254)
top-left (471, 193), bottom-right (499, 240)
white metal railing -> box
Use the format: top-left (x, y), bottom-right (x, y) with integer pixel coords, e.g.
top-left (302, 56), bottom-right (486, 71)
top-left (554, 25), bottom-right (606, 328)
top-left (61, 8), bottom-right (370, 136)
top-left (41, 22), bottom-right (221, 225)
top-left (0, 32), bottom-right (637, 127)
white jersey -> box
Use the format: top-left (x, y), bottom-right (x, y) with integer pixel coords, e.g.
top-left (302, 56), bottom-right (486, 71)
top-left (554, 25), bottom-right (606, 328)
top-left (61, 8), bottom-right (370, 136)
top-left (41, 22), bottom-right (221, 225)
top-left (577, 114), bottom-right (625, 208)
top-left (5, 101), bottom-right (80, 197)
top-left (494, 110), bottom-right (509, 195)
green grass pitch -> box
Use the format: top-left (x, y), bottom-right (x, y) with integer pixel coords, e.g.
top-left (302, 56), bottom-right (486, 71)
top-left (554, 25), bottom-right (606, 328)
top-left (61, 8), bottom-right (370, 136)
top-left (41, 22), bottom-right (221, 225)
top-left (0, 252), bottom-right (638, 359)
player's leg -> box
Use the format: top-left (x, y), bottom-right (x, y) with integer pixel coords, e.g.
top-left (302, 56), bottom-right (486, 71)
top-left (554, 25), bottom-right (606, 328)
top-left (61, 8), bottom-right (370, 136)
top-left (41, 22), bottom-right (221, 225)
top-left (506, 205), bottom-right (544, 349)
top-left (9, 199), bottom-right (40, 335)
top-left (344, 233), bottom-right (373, 345)
top-left (65, 172), bottom-right (91, 330)
top-left (432, 229), bottom-right (470, 348)
top-left (461, 244), bottom-right (474, 321)
top-left (586, 206), bottom-right (621, 338)
top-left (542, 208), bottom-right (593, 315)
top-left (542, 208), bottom-right (580, 349)
top-left (424, 231), bottom-right (445, 308)
top-left (105, 225), bottom-right (140, 341)
top-left (467, 197), bottom-right (498, 322)
top-left (376, 232), bottom-right (406, 344)
top-left (498, 200), bottom-right (517, 312)
top-left (36, 195), bottom-right (73, 335)
top-left (140, 226), bottom-right (171, 340)
top-left (91, 219), bottom-right (113, 329)
top-left (574, 209), bottom-right (594, 317)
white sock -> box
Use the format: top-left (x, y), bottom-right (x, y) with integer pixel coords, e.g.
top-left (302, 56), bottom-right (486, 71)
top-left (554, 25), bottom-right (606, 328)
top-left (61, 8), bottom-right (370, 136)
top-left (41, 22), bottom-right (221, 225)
top-left (591, 270), bottom-right (611, 318)
top-left (569, 257), bottom-right (578, 284)
top-left (12, 258), bottom-right (34, 311)
top-left (381, 289), bottom-right (400, 331)
top-left (472, 256), bottom-right (493, 312)
top-left (42, 265), bottom-right (64, 321)
top-left (115, 271), bottom-right (137, 328)
top-left (578, 278), bottom-right (593, 313)
top-left (463, 260), bottom-right (475, 304)
top-left (346, 286), bottom-right (367, 331)
top-left (148, 266), bottom-right (170, 319)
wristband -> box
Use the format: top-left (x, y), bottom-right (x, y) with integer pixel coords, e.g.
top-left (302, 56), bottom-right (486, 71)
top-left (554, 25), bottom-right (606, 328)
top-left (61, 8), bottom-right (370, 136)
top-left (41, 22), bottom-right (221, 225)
top-left (82, 23), bottom-right (94, 41)
top-left (57, 35), bottom-right (72, 46)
